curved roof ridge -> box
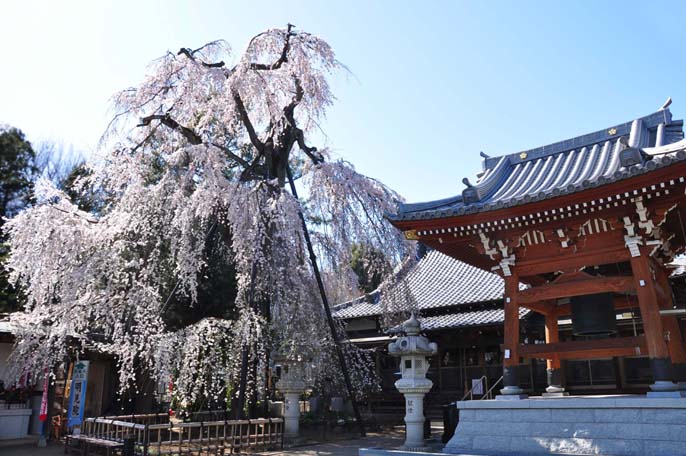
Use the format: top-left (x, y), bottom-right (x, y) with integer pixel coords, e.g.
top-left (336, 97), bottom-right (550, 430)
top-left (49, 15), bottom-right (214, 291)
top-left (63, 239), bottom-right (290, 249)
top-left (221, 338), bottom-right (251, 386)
top-left (482, 108), bottom-right (673, 170)
top-left (390, 106), bottom-right (686, 222)
top-left (397, 194), bottom-right (463, 215)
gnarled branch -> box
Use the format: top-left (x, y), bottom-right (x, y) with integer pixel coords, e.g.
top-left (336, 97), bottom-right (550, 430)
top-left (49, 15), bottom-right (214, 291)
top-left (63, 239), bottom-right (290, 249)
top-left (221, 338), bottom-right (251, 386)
top-left (138, 114), bottom-right (203, 145)
top-left (210, 143), bottom-right (250, 169)
top-left (249, 23), bottom-right (295, 71)
top-left (136, 114), bottom-right (255, 171)
top-left (232, 90), bottom-right (264, 153)
top-left (177, 47), bottom-right (225, 68)
top-left (282, 77), bottom-right (323, 164)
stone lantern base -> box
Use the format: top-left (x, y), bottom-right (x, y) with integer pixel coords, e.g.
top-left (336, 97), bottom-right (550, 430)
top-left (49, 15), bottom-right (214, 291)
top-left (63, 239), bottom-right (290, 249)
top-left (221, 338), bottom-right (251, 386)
top-left (395, 384), bottom-right (433, 451)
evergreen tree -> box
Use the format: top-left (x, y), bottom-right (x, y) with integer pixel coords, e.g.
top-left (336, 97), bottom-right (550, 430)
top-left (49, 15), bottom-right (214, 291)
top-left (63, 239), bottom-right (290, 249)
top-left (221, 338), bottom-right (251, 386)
top-left (0, 127), bottom-right (38, 312)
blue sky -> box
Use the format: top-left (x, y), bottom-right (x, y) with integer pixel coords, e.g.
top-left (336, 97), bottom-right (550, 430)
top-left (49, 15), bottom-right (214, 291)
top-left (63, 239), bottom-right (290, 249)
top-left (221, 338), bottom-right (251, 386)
top-left (2, 1), bottom-right (685, 203)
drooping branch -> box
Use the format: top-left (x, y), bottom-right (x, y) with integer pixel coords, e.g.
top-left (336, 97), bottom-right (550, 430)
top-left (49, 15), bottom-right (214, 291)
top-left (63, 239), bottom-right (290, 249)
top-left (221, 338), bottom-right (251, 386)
top-left (232, 91), bottom-right (264, 152)
top-left (138, 114), bottom-right (203, 145)
top-left (248, 23), bottom-right (295, 71)
top-left (49, 205), bottom-right (99, 224)
top-left (177, 47), bottom-right (226, 68)
top-left (282, 78), bottom-right (323, 165)
top-left (138, 115), bottom-right (259, 173)
top-left (210, 143), bottom-right (251, 169)
top-left (295, 129), bottom-right (323, 164)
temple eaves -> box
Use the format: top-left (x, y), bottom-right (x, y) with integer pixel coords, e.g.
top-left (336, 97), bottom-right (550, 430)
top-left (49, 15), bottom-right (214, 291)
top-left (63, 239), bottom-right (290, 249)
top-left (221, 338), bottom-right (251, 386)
top-left (390, 106), bottom-right (685, 222)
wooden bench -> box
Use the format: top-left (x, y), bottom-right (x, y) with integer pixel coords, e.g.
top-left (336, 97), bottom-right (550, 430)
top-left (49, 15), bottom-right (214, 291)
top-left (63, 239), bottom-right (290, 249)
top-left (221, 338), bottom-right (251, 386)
top-left (65, 434), bottom-right (125, 456)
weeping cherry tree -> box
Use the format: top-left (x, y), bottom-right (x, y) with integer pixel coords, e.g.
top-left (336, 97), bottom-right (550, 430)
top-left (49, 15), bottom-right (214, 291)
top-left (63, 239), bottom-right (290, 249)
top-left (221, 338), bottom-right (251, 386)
top-left (5, 24), bottom-right (411, 429)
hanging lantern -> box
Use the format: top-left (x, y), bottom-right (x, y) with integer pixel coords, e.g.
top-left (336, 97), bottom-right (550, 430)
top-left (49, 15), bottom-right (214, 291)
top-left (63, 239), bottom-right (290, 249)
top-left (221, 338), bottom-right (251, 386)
top-left (571, 293), bottom-right (617, 336)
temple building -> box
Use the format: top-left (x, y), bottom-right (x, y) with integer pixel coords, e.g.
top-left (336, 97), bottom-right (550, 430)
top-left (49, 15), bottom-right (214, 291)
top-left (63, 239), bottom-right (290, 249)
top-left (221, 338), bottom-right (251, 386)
top-left (334, 248), bottom-right (533, 417)
top-left (348, 104), bottom-right (686, 455)
top-left (386, 103), bottom-right (686, 398)
top-left (334, 247), bottom-right (686, 414)
top-left (376, 104), bottom-right (686, 455)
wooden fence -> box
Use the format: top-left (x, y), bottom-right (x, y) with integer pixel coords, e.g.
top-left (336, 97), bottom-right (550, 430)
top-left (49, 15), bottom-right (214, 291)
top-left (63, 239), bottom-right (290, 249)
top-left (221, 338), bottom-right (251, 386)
top-left (80, 414), bottom-right (283, 455)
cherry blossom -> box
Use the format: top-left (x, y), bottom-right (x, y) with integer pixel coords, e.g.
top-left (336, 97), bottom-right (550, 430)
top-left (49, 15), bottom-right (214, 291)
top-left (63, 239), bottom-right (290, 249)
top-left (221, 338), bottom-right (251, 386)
top-left (5, 25), bottom-right (410, 408)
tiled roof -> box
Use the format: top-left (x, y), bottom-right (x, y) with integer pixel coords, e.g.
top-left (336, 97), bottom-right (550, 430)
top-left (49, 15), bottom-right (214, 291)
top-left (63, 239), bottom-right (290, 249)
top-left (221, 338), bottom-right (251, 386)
top-left (332, 249), bottom-right (526, 320)
top-left (419, 307), bottom-right (530, 331)
top-left (391, 107), bottom-right (686, 221)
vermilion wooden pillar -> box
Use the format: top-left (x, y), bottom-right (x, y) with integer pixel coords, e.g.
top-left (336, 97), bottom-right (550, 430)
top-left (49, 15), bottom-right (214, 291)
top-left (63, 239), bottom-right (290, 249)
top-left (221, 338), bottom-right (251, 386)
top-left (544, 309), bottom-right (566, 395)
top-left (630, 253), bottom-right (677, 393)
top-left (653, 262), bottom-right (686, 388)
top-left (663, 317), bottom-right (686, 386)
top-left (500, 269), bottom-right (527, 397)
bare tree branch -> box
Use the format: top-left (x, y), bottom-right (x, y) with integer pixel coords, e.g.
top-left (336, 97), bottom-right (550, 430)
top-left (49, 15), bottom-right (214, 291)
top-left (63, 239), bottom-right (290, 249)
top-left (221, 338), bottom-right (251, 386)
top-left (248, 23), bottom-right (295, 71)
top-left (177, 47), bottom-right (225, 68)
top-left (282, 77), bottom-right (323, 164)
top-left (232, 90), bottom-right (264, 152)
top-left (138, 114), bottom-right (203, 145)
top-left (136, 114), bottom-right (257, 172)
top-left (131, 125), bottom-right (160, 153)
top-left (295, 129), bottom-right (323, 164)
top-left (210, 143), bottom-right (250, 168)
top-left (49, 205), bottom-right (98, 224)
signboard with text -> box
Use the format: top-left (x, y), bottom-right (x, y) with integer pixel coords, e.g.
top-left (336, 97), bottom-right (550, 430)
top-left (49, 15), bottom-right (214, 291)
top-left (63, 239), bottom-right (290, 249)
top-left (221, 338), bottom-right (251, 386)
top-left (471, 378), bottom-right (484, 395)
top-left (67, 361), bottom-right (89, 428)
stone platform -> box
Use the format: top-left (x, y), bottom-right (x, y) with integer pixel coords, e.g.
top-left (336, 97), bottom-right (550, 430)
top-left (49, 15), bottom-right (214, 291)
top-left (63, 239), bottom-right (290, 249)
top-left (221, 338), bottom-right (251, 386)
top-left (443, 395), bottom-right (686, 456)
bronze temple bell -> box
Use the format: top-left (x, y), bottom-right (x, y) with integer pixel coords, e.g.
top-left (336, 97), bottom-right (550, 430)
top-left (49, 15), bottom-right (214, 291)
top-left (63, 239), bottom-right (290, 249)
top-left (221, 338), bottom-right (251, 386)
top-left (570, 293), bottom-right (617, 337)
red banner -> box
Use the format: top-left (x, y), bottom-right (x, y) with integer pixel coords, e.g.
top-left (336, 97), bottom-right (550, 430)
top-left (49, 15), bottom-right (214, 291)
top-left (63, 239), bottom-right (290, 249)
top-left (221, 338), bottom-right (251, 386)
top-left (39, 368), bottom-right (49, 422)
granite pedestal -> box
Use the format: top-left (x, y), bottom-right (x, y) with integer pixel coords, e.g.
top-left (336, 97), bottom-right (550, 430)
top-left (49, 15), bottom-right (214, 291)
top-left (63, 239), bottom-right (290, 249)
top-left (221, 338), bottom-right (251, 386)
top-left (444, 395), bottom-right (686, 456)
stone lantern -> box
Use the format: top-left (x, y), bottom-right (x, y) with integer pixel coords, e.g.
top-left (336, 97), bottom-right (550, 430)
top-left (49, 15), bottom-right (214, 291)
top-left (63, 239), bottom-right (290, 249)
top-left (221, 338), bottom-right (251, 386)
top-left (388, 313), bottom-right (437, 451)
top-left (275, 355), bottom-right (308, 440)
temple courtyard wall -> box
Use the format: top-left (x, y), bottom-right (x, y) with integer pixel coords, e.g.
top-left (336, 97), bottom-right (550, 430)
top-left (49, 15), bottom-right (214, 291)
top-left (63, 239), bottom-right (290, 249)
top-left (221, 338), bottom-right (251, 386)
top-left (443, 395), bottom-right (686, 456)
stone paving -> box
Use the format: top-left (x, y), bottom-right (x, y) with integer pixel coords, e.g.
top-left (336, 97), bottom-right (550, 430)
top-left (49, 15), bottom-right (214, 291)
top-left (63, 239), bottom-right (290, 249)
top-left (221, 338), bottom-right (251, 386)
top-left (254, 433), bottom-right (405, 456)
top-left (0, 438), bottom-right (403, 456)
top-left (0, 426), bottom-right (443, 456)
top-left (0, 433), bottom-right (406, 456)
top-left (0, 438), bottom-right (61, 456)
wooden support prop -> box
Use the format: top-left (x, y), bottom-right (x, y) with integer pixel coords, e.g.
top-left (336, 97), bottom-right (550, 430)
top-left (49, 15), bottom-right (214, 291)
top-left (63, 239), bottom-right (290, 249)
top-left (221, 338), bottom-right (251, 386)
top-left (518, 275), bottom-right (635, 304)
top-left (518, 336), bottom-right (647, 360)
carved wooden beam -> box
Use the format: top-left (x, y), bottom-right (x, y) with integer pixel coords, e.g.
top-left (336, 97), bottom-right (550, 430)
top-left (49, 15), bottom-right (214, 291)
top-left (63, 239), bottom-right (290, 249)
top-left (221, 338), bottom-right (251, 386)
top-left (517, 335), bottom-right (647, 360)
top-left (517, 246), bottom-right (631, 276)
top-left (518, 275), bottom-right (635, 304)
top-left (520, 301), bottom-right (554, 316)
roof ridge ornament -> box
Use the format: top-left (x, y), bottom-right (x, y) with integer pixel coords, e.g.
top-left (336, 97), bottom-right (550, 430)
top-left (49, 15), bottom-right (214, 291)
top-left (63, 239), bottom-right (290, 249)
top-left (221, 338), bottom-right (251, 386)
top-left (661, 97), bottom-right (673, 111)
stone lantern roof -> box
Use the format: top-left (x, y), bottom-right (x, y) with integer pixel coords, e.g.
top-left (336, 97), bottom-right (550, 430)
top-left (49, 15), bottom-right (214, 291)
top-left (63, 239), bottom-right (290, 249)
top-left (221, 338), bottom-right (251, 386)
top-left (402, 313), bottom-right (421, 335)
top-left (388, 313), bottom-right (437, 357)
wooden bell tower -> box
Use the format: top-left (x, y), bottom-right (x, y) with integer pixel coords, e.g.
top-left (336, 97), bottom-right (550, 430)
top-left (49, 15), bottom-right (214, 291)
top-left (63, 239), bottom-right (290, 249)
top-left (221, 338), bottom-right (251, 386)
top-left (390, 108), bottom-right (686, 396)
